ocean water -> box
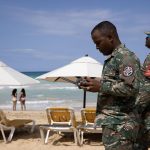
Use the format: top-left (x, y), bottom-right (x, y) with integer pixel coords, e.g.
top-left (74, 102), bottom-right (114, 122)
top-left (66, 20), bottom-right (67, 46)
top-left (0, 71), bottom-right (97, 111)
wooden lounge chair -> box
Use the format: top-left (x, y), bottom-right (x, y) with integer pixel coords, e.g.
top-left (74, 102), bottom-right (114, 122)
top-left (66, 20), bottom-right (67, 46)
top-left (39, 107), bottom-right (78, 144)
top-left (77, 107), bottom-right (102, 145)
top-left (0, 109), bottom-right (35, 143)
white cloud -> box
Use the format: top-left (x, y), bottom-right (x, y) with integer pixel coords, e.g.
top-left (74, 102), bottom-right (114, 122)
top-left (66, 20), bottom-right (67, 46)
top-left (2, 5), bottom-right (149, 38)
top-left (6, 7), bottom-right (128, 36)
top-left (1, 48), bottom-right (72, 62)
top-left (10, 48), bottom-right (35, 53)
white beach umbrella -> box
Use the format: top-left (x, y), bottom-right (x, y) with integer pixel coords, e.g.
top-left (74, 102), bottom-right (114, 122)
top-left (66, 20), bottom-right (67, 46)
top-left (0, 61), bottom-right (39, 86)
top-left (36, 55), bottom-right (103, 108)
top-left (37, 55), bottom-right (103, 82)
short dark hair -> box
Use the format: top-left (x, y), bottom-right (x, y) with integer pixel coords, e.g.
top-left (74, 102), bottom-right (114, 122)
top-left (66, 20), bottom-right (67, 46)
top-left (12, 88), bottom-right (17, 96)
top-left (91, 21), bottom-right (119, 38)
top-left (21, 88), bottom-right (26, 97)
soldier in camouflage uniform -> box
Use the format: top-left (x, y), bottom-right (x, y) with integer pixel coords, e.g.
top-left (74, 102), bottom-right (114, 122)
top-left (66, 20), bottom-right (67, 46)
top-left (79, 21), bottom-right (141, 150)
top-left (135, 31), bottom-right (150, 150)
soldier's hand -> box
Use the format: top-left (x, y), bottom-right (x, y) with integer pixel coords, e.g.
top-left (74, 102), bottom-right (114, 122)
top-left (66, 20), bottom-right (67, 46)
top-left (78, 77), bottom-right (101, 92)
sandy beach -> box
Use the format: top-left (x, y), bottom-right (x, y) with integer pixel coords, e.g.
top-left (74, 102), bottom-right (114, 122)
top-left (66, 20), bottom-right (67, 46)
top-left (0, 110), bottom-right (105, 150)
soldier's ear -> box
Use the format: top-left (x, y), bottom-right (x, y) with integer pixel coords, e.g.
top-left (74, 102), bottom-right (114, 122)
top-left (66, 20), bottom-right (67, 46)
top-left (107, 34), bottom-right (113, 43)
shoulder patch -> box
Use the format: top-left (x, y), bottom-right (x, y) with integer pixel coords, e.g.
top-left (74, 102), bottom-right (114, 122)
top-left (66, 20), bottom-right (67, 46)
top-left (123, 66), bottom-right (133, 77)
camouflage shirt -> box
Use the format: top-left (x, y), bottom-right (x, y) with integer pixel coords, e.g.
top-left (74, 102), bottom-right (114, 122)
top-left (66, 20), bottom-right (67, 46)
top-left (95, 44), bottom-right (141, 128)
top-left (135, 54), bottom-right (150, 113)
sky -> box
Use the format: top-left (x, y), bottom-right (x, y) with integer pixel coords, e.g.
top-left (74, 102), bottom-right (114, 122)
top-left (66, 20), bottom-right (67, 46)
top-left (0, 0), bottom-right (150, 72)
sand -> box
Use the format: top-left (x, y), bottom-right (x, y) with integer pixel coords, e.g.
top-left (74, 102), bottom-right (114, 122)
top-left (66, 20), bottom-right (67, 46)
top-left (0, 110), bottom-right (105, 150)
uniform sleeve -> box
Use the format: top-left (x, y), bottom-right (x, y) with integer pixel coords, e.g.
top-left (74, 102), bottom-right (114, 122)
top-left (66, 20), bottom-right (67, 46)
top-left (100, 53), bottom-right (141, 97)
top-left (143, 54), bottom-right (150, 71)
top-left (135, 54), bottom-right (150, 111)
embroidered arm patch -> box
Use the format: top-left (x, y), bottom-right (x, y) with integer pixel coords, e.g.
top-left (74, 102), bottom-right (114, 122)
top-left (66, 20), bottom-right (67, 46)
top-left (120, 65), bottom-right (135, 85)
top-left (123, 66), bottom-right (134, 77)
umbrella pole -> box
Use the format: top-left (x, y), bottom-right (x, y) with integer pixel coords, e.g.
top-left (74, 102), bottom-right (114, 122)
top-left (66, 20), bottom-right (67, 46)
top-left (83, 90), bottom-right (86, 108)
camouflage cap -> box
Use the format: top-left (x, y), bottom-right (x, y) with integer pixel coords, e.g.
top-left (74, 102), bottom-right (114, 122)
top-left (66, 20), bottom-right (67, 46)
top-left (145, 31), bottom-right (150, 35)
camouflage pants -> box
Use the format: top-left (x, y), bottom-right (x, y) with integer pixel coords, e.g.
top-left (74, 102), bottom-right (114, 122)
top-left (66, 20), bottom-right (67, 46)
top-left (134, 111), bottom-right (150, 150)
top-left (143, 109), bottom-right (150, 131)
top-left (134, 125), bottom-right (149, 150)
top-left (102, 121), bottom-right (139, 150)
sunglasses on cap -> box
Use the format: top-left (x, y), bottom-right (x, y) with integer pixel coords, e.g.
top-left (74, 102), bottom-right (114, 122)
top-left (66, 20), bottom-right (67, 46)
top-left (146, 35), bottom-right (150, 40)
top-left (147, 34), bottom-right (150, 37)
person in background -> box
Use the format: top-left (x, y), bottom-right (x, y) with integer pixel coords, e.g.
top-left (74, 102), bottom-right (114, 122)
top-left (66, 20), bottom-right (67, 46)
top-left (12, 88), bottom-right (17, 111)
top-left (134, 31), bottom-right (150, 150)
top-left (79, 21), bottom-right (142, 149)
top-left (19, 88), bottom-right (26, 111)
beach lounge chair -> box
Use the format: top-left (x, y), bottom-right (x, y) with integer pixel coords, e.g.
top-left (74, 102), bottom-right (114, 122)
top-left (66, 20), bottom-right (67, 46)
top-left (0, 109), bottom-right (35, 143)
top-left (39, 107), bottom-right (78, 144)
top-left (77, 107), bottom-right (102, 145)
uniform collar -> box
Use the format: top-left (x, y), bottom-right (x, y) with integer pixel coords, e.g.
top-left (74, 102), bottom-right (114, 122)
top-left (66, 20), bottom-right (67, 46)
top-left (111, 44), bottom-right (125, 56)
top-left (105, 44), bottom-right (125, 60)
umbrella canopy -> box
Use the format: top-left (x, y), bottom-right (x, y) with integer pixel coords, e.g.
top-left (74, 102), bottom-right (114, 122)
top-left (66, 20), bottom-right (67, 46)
top-left (0, 61), bottom-right (39, 86)
top-left (37, 55), bottom-right (103, 82)
top-left (36, 55), bottom-right (103, 108)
